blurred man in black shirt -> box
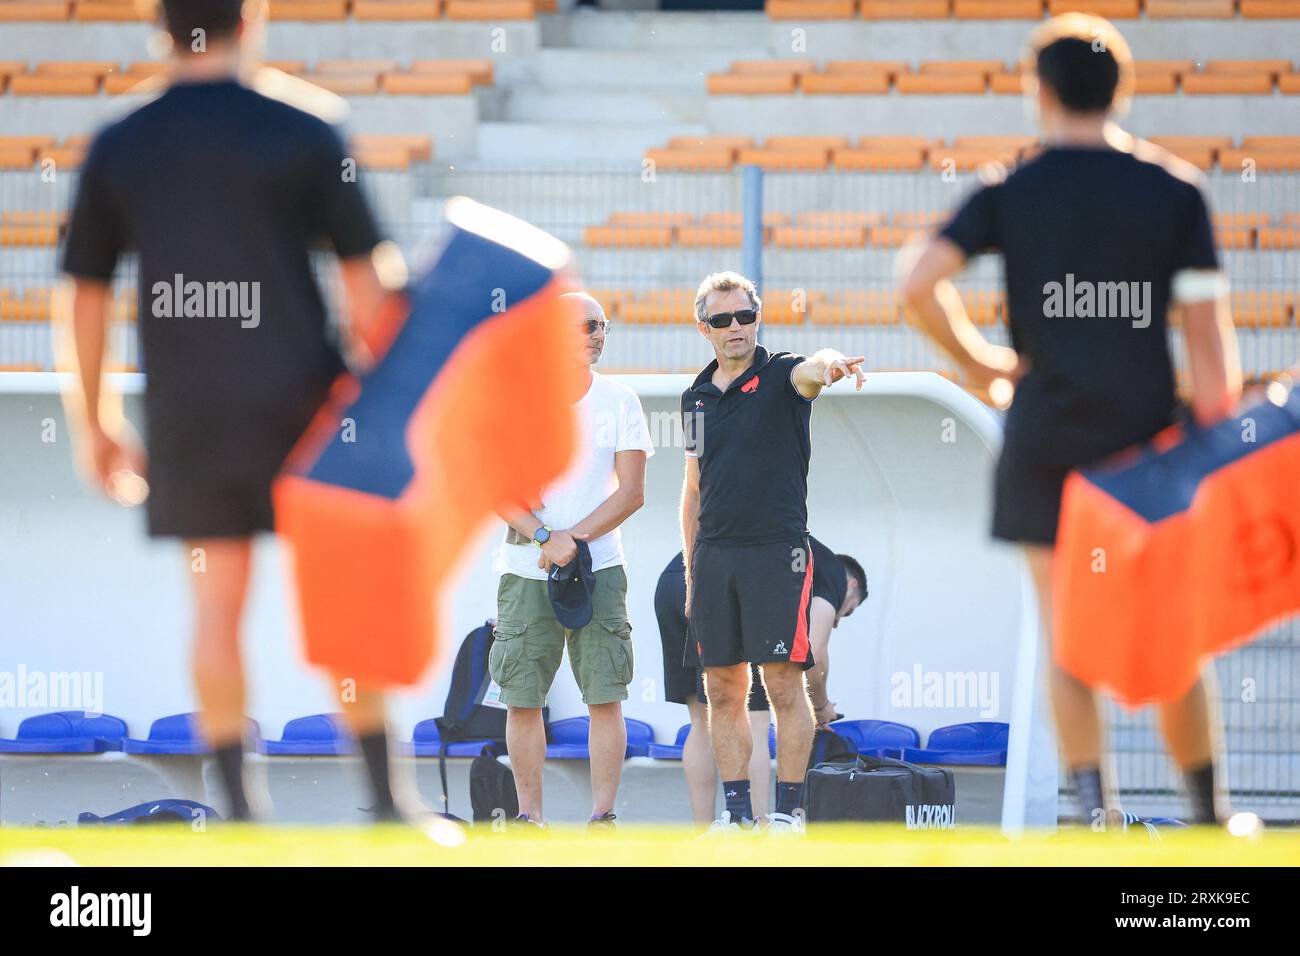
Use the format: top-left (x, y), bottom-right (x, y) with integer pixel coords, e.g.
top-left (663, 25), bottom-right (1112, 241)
top-left (61, 0), bottom-right (407, 822)
top-left (900, 14), bottom-right (1241, 827)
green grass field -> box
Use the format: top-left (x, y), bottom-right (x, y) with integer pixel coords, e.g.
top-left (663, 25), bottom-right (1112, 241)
top-left (2, 823), bottom-right (1296, 867)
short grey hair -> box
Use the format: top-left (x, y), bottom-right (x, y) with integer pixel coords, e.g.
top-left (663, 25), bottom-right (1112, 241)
top-left (694, 271), bottom-right (761, 324)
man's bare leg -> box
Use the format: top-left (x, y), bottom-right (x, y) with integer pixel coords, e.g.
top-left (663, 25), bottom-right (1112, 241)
top-left (506, 705), bottom-right (547, 821)
top-left (681, 696), bottom-right (717, 825)
top-left (188, 537), bottom-right (254, 820)
top-left (760, 661), bottom-right (814, 819)
top-left (335, 683), bottom-right (402, 820)
top-left (1025, 544), bottom-right (1111, 827)
top-left (588, 700), bottom-right (626, 818)
top-left (705, 663), bottom-right (754, 822)
top-left (748, 710), bottom-right (773, 819)
top-left (1158, 670), bottom-right (1226, 823)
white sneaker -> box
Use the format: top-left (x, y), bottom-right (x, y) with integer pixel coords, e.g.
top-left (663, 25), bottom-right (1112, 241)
top-left (703, 810), bottom-right (759, 836)
top-left (765, 812), bottom-right (806, 835)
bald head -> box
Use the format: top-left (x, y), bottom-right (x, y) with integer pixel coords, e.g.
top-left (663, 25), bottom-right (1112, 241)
top-left (561, 291), bottom-right (608, 366)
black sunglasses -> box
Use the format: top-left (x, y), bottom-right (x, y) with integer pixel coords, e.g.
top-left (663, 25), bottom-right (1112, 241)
top-left (578, 319), bottom-right (609, 335)
top-left (705, 309), bottom-right (758, 329)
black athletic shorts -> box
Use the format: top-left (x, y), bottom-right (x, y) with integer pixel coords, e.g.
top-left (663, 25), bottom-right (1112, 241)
top-left (655, 562), bottom-right (769, 710)
top-left (146, 473), bottom-right (277, 539)
top-left (686, 536), bottom-right (816, 671)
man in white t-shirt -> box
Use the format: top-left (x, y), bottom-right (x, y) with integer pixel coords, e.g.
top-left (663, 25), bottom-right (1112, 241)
top-left (493, 291), bottom-right (654, 827)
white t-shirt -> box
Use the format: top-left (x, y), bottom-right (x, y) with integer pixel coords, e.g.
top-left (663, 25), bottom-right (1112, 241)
top-left (498, 372), bottom-right (655, 581)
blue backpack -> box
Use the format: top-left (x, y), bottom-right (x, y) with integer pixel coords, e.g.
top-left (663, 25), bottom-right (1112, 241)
top-left (79, 799), bottom-right (218, 826)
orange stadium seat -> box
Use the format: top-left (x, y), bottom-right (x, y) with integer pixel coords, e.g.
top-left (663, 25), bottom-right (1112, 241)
top-left (300, 71), bottom-right (382, 95)
top-left (803, 72), bottom-right (890, 94)
top-left (770, 225), bottom-right (868, 248)
top-left (920, 60), bottom-right (1006, 75)
top-left (990, 70), bottom-right (1026, 94)
top-left (813, 289), bottom-right (904, 326)
top-left (736, 147), bottom-right (830, 170)
top-left (1205, 60), bottom-right (1293, 75)
top-left (1241, 135), bottom-right (1300, 152)
top-left (961, 290), bottom-right (1003, 326)
top-left (701, 211), bottom-right (790, 228)
top-left (707, 73), bottom-right (797, 95)
top-left (582, 225), bottom-right (674, 248)
top-left (9, 71), bottom-right (100, 95)
top-left (353, 1), bottom-right (444, 18)
top-left (352, 134), bottom-right (434, 162)
top-left (35, 60), bottom-right (118, 75)
top-left (77, 1), bottom-right (148, 20)
top-left (1146, 0), bottom-right (1234, 16)
top-left (412, 60), bottom-right (494, 85)
top-left (1257, 226), bottom-right (1300, 248)
top-left (868, 225), bottom-right (923, 247)
top-left (824, 61), bottom-right (909, 77)
top-left (1220, 148), bottom-right (1300, 170)
top-left (732, 60), bottom-right (818, 77)
top-left (1047, 0), bottom-right (1138, 16)
top-left (1215, 227), bottom-right (1255, 250)
top-left (761, 289), bottom-right (825, 325)
top-left (833, 147), bottom-right (926, 170)
top-left (0, 217), bottom-right (62, 247)
top-left (643, 148), bottom-right (735, 171)
top-left (1240, 0), bottom-right (1300, 15)
top-left (898, 65), bottom-right (991, 94)
top-left (666, 135), bottom-right (754, 153)
top-left (266, 1), bottom-right (349, 19)
top-left (952, 1), bottom-right (1044, 18)
top-left (1232, 292), bottom-right (1294, 327)
top-left (795, 210), bottom-right (886, 227)
top-left (893, 211), bottom-right (947, 227)
top-left (316, 59), bottom-right (400, 74)
top-left (859, 135), bottom-right (933, 152)
top-left (620, 291), bottom-right (695, 325)
top-left (0, 2), bottom-right (70, 21)
top-left (582, 289), bottom-right (630, 318)
top-left (382, 73), bottom-right (473, 94)
top-left (1183, 71), bottom-right (1276, 94)
top-left (859, 0), bottom-right (950, 17)
top-left (1214, 212), bottom-right (1273, 228)
top-left (675, 224), bottom-right (744, 247)
top-left (766, 0), bottom-right (856, 18)
top-left (765, 136), bottom-right (850, 152)
top-left (443, 1), bottom-right (535, 21)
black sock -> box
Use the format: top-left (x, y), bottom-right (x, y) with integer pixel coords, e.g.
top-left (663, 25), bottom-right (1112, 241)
top-left (358, 731), bottom-right (398, 821)
top-left (1070, 765), bottom-right (1106, 829)
top-left (722, 780), bottom-right (753, 823)
top-left (775, 781), bottom-right (804, 817)
top-left (1184, 761), bottom-right (1220, 825)
top-left (213, 741), bottom-right (251, 822)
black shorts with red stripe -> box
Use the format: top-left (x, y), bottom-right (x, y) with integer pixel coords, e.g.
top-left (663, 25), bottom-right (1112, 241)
top-left (686, 536), bottom-right (816, 671)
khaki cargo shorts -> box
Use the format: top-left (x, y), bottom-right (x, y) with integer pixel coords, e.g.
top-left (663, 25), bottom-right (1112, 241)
top-left (491, 565), bottom-right (634, 708)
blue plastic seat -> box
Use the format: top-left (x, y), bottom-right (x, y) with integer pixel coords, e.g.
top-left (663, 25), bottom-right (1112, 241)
top-left (544, 716), bottom-right (658, 759)
top-left (263, 714), bottom-right (354, 755)
top-left (829, 718), bottom-right (920, 759)
top-left (409, 718), bottom-right (497, 757)
top-left (0, 711), bottom-right (127, 753)
top-left (123, 713), bottom-right (260, 755)
top-left (901, 721), bottom-right (1009, 766)
top-left (648, 723), bottom-right (691, 760)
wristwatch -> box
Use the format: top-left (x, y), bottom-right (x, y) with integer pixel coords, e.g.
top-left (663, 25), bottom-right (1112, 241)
top-left (531, 526), bottom-right (552, 547)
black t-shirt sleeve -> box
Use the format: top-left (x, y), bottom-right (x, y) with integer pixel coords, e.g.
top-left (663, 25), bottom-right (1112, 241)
top-left (312, 125), bottom-right (383, 259)
top-left (1174, 183), bottom-right (1220, 273)
top-left (780, 352), bottom-right (814, 403)
top-left (939, 182), bottom-right (1002, 258)
top-left (62, 134), bottom-right (126, 281)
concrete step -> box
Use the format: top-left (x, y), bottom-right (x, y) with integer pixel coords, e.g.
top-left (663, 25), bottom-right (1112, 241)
top-left (540, 9), bottom-right (771, 51)
top-left (499, 88), bottom-right (708, 124)
top-left (498, 47), bottom-right (761, 93)
top-left (477, 120), bottom-right (705, 165)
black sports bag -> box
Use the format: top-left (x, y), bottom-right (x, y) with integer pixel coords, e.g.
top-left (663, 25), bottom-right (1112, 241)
top-left (804, 753), bottom-right (956, 828)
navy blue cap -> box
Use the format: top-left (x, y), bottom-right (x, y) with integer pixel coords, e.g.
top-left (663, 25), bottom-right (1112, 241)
top-left (548, 539), bottom-right (596, 629)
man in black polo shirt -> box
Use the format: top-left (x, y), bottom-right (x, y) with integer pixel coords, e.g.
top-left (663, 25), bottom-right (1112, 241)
top-left (680, 270), bottom-right (864, 832)
top-left (60, 0), bottom-right (408, 822)
top-left (656, 536), bottom-right (866, 824)
top-left (899, 14), bottom-right (1241, 827)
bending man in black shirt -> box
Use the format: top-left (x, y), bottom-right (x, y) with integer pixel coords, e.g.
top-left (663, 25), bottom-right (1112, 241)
top-left (899, 14), bottom-right (1241, 827)
top-left (680, 270), bottom-right (864, 833)
top-left (60, 0), bottom-right (409, 822)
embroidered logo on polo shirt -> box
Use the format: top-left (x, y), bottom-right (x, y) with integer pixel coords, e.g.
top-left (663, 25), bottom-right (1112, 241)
top-left (741, 376), bottom-right (759, 393)
top-left (695, 399), bottom-right (705, 408)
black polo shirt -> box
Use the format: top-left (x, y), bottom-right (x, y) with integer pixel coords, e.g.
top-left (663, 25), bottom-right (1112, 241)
top-left (809, 534), bottom-right (847, 611)
top-left (62, 76), bottom-right (382, 486)
top-left (681, 345), bottom-right (814, 546)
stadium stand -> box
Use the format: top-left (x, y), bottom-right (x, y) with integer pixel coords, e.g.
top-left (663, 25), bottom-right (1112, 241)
top-left (544, 717), bottom-right (657, 759)
top-left (263, 714), bottom-right (355, 755)
top-left (0, 711), bottom-right (128, 753)
top-left (901, 721), bottom-right (1011, 767)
